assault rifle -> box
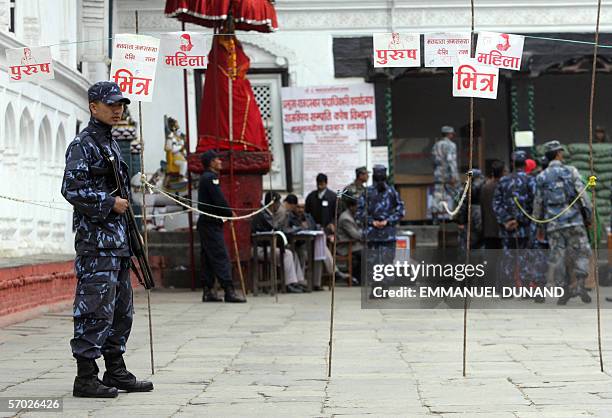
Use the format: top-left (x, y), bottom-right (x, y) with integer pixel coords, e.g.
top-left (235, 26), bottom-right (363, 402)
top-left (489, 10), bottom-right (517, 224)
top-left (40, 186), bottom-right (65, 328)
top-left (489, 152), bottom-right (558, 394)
top-left (104, 150), bottom-right (155, 290)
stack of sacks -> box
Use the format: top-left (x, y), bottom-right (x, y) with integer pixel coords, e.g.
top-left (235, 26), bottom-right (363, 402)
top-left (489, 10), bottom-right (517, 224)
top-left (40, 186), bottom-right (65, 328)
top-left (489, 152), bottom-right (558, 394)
top-left (567, 143), bottom-right (612, 224)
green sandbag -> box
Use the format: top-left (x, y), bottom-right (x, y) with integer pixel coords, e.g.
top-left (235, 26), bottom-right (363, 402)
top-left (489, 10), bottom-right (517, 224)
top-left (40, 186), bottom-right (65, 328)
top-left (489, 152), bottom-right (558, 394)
top-left (569, 143), bottom-right (612, 155)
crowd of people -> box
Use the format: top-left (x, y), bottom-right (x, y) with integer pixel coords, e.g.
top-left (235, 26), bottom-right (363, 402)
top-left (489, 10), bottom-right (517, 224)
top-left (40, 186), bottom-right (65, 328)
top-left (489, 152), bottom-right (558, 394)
top-left (434, 126), bottom-right (597, 305)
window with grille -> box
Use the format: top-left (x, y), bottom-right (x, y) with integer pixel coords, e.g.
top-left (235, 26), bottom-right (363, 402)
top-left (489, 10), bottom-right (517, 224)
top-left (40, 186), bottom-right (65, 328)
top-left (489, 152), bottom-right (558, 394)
top-left (252, 84), bottom-right (273, 150)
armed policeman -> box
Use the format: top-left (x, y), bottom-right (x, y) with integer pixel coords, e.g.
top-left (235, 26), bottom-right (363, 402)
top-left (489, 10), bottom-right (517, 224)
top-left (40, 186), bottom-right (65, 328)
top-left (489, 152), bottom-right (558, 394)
top-left (493, 151), bottom-right (539, 295)
top-left (533, 140), bottom-right (593, 305)
top-left (61, 81), bottom-right (153, 398)
top-left (357, 165), bottom-right (405, 297)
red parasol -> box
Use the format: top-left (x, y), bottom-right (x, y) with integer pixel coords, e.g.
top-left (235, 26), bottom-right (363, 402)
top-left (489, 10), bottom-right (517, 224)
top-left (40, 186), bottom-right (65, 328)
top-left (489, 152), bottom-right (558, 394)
top-left (165, 0), bottom-right (278, 33)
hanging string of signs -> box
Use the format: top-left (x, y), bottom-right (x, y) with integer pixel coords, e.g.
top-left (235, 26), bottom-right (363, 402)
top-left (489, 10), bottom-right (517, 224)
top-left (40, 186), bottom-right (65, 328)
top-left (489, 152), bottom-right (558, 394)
top-left (4, 31), bottom-right (209, 102)
top-left (373, 31), bottom-right (525, 100)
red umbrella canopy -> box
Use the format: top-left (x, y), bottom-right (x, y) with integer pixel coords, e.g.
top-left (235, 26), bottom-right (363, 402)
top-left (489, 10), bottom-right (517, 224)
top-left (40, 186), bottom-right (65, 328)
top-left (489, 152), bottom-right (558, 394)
top-left (165, 0), bottom-right (278, 33)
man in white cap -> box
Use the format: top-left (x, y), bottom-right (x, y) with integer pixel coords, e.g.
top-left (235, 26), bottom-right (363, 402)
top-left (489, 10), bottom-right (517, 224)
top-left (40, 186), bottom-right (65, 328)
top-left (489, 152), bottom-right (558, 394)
top-left (431, 125), bottom-right (459, 223)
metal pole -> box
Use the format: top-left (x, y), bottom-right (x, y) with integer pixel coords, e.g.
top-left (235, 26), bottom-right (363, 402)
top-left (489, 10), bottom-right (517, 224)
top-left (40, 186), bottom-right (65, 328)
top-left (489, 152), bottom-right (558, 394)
top-left (181, 21), bottom-right (197, 292)
top-left (134, 10), bottom-right (155, 376)
top-left (327, 193), bottom-right (340, 378)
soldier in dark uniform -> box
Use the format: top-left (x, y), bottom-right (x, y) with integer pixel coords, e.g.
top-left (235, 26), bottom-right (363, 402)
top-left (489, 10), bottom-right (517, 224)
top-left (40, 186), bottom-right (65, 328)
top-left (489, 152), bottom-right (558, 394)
top-left (357, 165), bottom-right (405, 297)
top-left (493, 151), bottom-right (537, 295)
top-left (61, 81), bottom-right (153, 398)
top-left (197, 150), bottom-right (245, 303)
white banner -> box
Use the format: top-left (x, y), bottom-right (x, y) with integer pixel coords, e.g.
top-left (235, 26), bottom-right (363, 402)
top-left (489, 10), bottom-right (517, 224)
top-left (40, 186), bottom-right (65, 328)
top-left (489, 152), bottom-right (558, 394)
top-left (6, 46), bottom-right (54, 83)
top-left (373, 33), bottom-right (421, 68)
top-left (453, 57), bottom-right (499, 100)
top-left (303, 136), bottom-right (359, 196)
top-left (424, 33), bottom-right (471, 68)
top-left (159, 32), bottom-right (208, 69)
top-left (281, 84), bottom-right (376, 144)
top-left (371, 146), bottom-right (389, 169)
top-left (475, 31), bottom-right (524, 71)
top-left (110, 34), bottom-right (160, 102)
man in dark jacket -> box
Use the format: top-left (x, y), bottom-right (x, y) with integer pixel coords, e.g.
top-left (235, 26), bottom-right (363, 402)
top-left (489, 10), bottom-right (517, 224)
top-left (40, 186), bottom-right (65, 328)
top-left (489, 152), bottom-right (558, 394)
top-left (305, 173), bottom-right (337, 232)
top-left (61, 81), bottom-right (152, 398)
top-left (197, 150), bottom-right (245, 303)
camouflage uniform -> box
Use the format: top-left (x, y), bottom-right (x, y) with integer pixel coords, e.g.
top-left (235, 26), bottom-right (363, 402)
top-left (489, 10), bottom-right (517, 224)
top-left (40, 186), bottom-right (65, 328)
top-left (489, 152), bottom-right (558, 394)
top-left (431, 137), bottom-right (459, 219)
top-left (456, 169), bottom-right (484, 251)
top-left (357, 166), bottom-right (405, 288)
top-left (533, 155), bottom-right (592, 294)
top-left (62, 115), bottom-right (133, 360)
top-left (493, 169), bottom-right (537, 288)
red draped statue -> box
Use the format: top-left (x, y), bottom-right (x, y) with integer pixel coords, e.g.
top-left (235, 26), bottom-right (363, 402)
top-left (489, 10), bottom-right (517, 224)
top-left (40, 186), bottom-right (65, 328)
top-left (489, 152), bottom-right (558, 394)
top-left (196, 34), bottom-right (268, 152)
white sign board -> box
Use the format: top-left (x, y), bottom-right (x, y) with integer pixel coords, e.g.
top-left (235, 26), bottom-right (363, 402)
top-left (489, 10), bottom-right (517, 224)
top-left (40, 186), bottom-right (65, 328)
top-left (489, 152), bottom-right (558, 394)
top-left (303, 136), bottom-right (360, 196)
top-left (110, 34), bottom-right (160, 102)
top-left (281, 84), bottom-right (376, 144)
top-left (6, 46), bottom-right (54, 83)
top-left (475, 31), bottom-right (524, 71)
top-left (424, 33), bottom-right (471, 67)
top-left (371, 146), bottom-right (389, 169)
top-left (159, 32), bottom-right (208, 69)
top-left (373, 33), bottom-right (421, 68)
top-left (453, 58), bottom-right (500, 100)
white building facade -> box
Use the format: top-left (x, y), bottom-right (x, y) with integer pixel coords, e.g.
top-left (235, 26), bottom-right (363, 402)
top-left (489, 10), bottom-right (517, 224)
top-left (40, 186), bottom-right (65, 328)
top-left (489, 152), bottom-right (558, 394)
top-left (1, 0), bottom-right (611, 256)
top-left (0, 0), bottom-right (109, 256)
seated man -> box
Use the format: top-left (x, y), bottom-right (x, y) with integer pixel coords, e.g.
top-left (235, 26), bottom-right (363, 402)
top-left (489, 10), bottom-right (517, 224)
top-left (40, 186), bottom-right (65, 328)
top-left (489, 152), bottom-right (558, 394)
top-left (337, 192), bottom-right (363, 284)
top-left (251, 192), bottom-right (307, 293)
top-left (288, 202), bottom-right (350, 290)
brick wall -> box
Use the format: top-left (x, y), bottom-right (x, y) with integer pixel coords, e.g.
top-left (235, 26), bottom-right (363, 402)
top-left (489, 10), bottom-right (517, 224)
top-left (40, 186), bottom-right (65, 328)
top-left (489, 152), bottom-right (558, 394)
top-left (0, 257), bottom-right (165, 319)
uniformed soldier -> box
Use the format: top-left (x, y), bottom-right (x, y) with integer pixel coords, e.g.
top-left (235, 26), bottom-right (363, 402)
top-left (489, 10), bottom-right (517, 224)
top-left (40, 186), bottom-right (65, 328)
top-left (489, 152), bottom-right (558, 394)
top-left (61, 81), bottom-right (153, 398)
top-left (431, 126), bottom-right (459, 222)
top-left (197, 150), bottom-right (246, 303)
top-left (344, 167), bottom-right (369, 201)
top-left (357, 165), bottom-right (405, 296)
top-left (493, 151), bottom-right (538, 296)
top-left (533, 140), bottom-right (593, 305)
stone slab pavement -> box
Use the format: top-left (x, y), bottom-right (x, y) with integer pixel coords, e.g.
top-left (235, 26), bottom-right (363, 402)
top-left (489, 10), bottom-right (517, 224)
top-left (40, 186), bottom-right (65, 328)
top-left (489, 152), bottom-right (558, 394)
top-left (1, 288), bottom-right (612, 417)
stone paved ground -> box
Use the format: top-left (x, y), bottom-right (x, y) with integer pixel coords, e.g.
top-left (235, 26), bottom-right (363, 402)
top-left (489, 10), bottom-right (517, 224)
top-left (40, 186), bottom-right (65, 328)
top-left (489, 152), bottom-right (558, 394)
top-left (2, 288), bottom-right (612, 417)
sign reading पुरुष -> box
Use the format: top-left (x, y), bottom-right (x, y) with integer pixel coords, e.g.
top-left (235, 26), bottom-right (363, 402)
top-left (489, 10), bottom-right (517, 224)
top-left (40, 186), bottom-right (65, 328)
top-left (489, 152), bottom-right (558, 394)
top-left (159, 32), bottom-right (208, 69)
top-left (110, 34), bottom-right (160, 102)
top-left (6, 46), bottom-right (54, 83)
top-left (373, 32), bottom-right (421, 68)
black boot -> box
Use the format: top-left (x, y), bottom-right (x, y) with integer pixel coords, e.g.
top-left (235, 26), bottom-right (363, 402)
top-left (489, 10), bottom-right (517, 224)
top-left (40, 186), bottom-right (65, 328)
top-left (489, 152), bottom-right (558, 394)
top-left (202, 288), bottom-right (223, 302)
top-left (576, 278), bottom-right (592, 304)
top-left (73, 358), bottom-right (118, 398)
top-left (224, 286), bottom-right (246, 303)
top-left (557, 286), bottom-right (572, 305)
top-left (102, 355), bottom-right (154, 392)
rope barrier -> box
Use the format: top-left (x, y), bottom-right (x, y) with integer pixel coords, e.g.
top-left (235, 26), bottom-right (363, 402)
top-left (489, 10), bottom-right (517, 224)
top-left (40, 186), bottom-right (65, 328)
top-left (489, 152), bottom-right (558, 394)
top-left (0, 194), bottom-right (72, 212)
top-left (161, 187), bottom-right (263, 211)
top-left (440, 174), bottom-right (473, 218)
top-left (142, 176), bottom-right (274, 222)
top-left (512, 176), bottom-right (596, 224)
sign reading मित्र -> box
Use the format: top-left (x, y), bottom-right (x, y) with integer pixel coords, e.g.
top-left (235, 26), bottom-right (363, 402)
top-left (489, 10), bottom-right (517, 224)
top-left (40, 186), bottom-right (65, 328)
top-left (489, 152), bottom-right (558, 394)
top-left (110, 34), bottom-right (161, 102)
top-left (453, 57), bottom-right (500, 100)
